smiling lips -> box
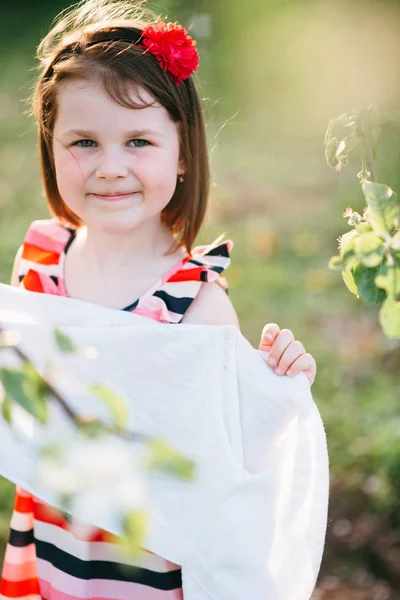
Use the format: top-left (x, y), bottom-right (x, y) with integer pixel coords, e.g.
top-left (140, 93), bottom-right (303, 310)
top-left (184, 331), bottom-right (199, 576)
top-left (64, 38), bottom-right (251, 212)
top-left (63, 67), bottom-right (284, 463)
top-left (92, 192), bottom-right (138, 201)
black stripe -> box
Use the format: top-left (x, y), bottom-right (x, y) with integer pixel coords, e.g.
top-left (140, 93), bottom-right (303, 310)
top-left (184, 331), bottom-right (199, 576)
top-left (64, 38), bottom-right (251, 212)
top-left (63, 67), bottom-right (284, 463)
top-left (36, 539), bottom-right (182, 588)
top-left (18, 274), bottom-right (25, 282)
top-left (9, 528), bottom-right (34, 547)
top-left (204, 244), bottom-right (230, 258)
top-left (64, 229), bottom-right (77, 254)
top-left (188, 258), bottom-right (204, 267)
top-left (50, 275), bottom-right (59, 286)
top-left (152, 290), bottom-right (193, 314)
top-left (123, 299), bottom-right (139, 312)
top-left (209, 265), bottom-right (224, 275)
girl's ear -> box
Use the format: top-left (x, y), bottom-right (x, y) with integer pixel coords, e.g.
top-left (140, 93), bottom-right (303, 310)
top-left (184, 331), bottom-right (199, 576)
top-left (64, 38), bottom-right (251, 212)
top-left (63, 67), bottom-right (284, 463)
top-left (178, 158), bottom-right (186, 176)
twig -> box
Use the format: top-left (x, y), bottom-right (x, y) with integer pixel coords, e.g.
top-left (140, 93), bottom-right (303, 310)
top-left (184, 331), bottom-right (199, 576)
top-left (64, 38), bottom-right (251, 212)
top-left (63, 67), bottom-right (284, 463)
top-left (0, 324), bottom-right (149, 444)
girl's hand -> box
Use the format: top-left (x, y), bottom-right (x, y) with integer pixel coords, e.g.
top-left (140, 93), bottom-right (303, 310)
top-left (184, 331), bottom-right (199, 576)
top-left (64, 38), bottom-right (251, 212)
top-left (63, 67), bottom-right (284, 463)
top-left (259, 323), bottom-right (316, 386)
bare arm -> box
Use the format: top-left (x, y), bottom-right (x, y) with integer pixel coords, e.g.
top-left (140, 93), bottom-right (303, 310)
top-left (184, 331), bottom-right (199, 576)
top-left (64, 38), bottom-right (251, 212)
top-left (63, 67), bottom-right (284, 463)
top-left (10, 245), bottom-right (23, 287)
top-left (181, 281), bottom-right (240, 327)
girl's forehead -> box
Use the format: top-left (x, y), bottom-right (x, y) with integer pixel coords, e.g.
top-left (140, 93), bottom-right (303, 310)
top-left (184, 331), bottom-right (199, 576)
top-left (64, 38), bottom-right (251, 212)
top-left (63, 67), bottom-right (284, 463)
top-left (57, 78), bottom-right (160, 109)
top-left (54, 79), bottom-right (172, 131)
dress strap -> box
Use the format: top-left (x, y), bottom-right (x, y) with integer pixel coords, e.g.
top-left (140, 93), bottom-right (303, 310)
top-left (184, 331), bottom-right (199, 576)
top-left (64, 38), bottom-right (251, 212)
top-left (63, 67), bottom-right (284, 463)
top-left (18, 218), bottom-right (75, 295)
top-left (133, 239), bottom-right (233, 324)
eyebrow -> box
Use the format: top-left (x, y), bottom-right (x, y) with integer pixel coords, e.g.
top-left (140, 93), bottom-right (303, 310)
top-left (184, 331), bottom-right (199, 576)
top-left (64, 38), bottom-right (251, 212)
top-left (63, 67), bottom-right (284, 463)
top-left (61, 128), bottom-right (163, 138)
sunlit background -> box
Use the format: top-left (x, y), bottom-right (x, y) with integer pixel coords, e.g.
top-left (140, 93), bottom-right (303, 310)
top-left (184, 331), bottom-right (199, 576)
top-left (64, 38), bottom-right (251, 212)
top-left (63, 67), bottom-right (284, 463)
top-left (1, 0), bottom-right (399, 597)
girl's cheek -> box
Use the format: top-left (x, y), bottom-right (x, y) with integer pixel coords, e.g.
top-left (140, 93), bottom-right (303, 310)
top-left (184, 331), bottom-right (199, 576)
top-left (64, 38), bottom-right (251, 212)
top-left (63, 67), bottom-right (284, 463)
top-left (57, 151), bottom-right (91, 181)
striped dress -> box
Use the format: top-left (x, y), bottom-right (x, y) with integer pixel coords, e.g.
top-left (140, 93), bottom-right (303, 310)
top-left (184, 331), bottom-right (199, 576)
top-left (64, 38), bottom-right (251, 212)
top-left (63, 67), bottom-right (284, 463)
top-left (0, 218), bottom-right (232, 600)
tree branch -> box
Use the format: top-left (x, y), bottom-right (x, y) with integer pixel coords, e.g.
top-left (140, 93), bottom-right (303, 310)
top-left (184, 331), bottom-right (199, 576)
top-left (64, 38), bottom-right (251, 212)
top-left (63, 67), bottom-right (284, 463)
top-left (0, 324), bottom-right (148, 443)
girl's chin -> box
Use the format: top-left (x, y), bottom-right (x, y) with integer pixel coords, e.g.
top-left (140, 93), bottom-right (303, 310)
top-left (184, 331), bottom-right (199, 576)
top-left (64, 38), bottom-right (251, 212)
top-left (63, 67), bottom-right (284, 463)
top-left (79, 210), bottom-right (161, 233)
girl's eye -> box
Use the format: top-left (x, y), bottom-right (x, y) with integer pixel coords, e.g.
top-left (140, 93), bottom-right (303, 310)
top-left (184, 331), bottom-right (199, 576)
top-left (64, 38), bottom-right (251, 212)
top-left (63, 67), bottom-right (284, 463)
top-left (74, 139), bottom-right (95, 147)
top-left (129, 139), bottom-right (149, 147)
top-left (74, 139), bottom-right (149, 148)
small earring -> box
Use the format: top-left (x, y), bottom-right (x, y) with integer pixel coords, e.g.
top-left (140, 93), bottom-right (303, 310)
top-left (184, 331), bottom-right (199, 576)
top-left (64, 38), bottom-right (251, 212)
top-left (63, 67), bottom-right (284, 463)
top-left (178, 174), bottom-right (184, 183)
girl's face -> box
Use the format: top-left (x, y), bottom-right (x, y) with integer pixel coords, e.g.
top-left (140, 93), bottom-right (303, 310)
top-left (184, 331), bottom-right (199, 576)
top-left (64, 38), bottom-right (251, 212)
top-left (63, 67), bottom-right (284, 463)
top-left (52, 79), bottom-right (185, 234)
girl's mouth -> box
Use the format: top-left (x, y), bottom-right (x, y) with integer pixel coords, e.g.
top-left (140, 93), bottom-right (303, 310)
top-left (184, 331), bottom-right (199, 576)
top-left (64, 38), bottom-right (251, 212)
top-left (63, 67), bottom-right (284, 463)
top-left (92, 192), bottom-right (137, 201)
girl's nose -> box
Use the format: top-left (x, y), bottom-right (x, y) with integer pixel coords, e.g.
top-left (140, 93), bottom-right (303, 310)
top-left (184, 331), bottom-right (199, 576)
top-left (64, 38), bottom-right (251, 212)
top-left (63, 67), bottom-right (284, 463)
top-left (95, 149), bottom-right (129, 179)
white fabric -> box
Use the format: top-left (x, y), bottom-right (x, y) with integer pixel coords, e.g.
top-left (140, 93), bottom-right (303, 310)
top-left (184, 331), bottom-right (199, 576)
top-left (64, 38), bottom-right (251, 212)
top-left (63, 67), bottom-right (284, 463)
top-left (0, 283), bottom-right (329, 600)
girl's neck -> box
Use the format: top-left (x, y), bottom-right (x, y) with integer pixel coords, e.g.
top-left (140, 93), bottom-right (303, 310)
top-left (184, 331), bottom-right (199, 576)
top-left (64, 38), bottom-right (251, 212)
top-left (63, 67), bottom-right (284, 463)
top-left (73, 217), bottom-right (186, 274)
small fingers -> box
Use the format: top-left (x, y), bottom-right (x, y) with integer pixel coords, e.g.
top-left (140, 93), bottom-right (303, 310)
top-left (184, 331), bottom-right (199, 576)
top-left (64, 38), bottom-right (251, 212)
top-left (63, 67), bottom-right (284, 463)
top-left (287, 353), bottom-right (316, 386)
top-left (267, 328), bottom-right (295, 366)
top-left (273, 340), bottom-right (306, 374)
top-left (259, 323), bottom-right (280, 349)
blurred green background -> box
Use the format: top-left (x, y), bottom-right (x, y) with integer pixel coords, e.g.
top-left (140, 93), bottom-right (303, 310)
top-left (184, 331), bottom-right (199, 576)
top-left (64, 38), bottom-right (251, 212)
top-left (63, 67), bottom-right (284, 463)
top-left (1, 0), bottom-right (400, 598)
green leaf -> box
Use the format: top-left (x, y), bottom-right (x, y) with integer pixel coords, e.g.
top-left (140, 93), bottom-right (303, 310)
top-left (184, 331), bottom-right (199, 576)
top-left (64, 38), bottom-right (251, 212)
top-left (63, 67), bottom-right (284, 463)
top-left (352, 263), bottom-right (387, 304)
top-left (324, 117), bottom-right (341, 146)
top-left (54, 328), bottom-right (76, 353)
top-left (391, 230), bottom-right (400, 251)
top-left (120, 510), bottom-right (148, 558)
top-left (336, 136), bottom-right (360, 164)
top-left (362, 183), bottom-right (399, 236)
top-left (342, 268), bottom-right (359, 296)
top-left (325, 137), bottom-right (339, 168)
top-left (375, 264), bottom-right (400, 300)
top-left (379, 299), bottom-right (400, 339)
top-left (143, 439), bottom-right (195, 480)
top-left (354, 232), bottom-right (385, 267)
top-left (338, 230), bottom-right (360, 270)
top-left (338, 113), bottom-right (356, 128)
top-left (356, 223), bottom-right (374, 234)
top-left (1, 394), bottom-right (13, 424)
top-left (88, 384), bottom-right (128, 429)
top-left (339, 230), bottom-right (358, 255)
top-left (0, 365), bottom-right (49, 423)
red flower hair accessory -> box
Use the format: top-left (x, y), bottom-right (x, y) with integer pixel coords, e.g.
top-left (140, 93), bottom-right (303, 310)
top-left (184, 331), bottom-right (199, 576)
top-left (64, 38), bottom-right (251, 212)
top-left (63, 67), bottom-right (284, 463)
top-left (140, 22), bottom-right (200, 86)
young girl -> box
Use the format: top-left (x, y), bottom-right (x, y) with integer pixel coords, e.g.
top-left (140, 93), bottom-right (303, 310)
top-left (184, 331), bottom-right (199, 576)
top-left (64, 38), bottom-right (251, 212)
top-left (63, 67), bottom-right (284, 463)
top-left (0, 1), bottom-right (317, 598)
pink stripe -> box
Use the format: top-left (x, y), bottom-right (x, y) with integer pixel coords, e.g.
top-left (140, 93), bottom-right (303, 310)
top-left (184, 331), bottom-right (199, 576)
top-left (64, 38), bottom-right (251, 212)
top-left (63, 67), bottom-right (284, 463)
top-left (3, 544), bottom-right (37, 564)
top-left (136, 295), bottom-right (179, 322)
top-left (39, 581), bottom-right (182, 600)
top-left (38, 271), bottom-right (62, 295)
top-left (38, 562), bottom-right (182, 600)
top-left (2, 560), bottom-right (38, 581)
top-left (57, 276), bottom-right (67, 297)
top-left (25, 224), bottom-right (70, 254)
top-left (132, 307), bottom-right (167, 322)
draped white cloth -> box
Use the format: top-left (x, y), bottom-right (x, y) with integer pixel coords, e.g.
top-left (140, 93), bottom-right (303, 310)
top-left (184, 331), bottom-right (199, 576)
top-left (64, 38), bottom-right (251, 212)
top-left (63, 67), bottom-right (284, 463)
top-left (0, 283), bottom-right (329, 600)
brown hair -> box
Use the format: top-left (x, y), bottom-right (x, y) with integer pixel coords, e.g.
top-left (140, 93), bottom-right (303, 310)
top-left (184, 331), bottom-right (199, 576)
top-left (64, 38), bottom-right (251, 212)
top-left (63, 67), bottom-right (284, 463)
top-left (27, 0), bottom-right (210, 254)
